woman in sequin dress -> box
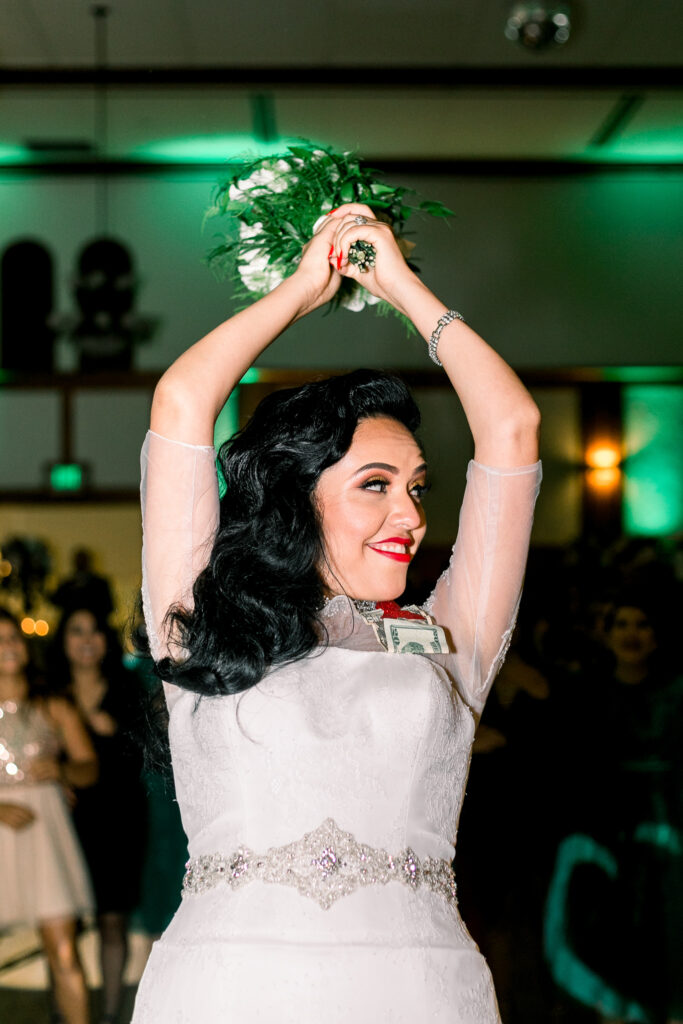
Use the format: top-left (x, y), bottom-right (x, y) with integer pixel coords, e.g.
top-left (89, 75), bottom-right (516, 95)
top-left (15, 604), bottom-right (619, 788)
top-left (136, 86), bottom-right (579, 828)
top-left (0, 608), bottom-right (97, 1024)
top-left (132, 204), bottom-right (541, 1022)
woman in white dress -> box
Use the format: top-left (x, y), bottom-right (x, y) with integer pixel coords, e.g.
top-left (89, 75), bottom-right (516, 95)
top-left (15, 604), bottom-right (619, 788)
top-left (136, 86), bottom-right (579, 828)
top-left (132, 204), bottom-right (542, 1023)
top-left (0, 608), bottom-right (97, 1024)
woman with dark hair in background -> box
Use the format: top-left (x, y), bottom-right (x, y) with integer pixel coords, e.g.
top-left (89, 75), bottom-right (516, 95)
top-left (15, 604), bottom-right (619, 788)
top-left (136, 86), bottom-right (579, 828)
top-left (545, 595), bottom-right (683, 1024)
top-left (0, 607), bottom-right (97, 1024)
top-left (49, 607), bottom-right (147, 1024)
top-left (131, 203), bottom-right (541, 1022)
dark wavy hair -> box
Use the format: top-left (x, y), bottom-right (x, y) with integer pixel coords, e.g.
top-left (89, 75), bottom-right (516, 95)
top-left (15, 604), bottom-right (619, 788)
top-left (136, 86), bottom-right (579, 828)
top-left (47, 605), bottom-right (129, 697)
top-left (155, 369), bottom-right (421, 698)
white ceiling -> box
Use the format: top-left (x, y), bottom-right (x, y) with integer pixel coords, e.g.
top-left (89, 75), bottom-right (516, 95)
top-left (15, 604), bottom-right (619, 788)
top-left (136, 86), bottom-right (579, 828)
top-left (2, 0), bottom-right (682, 68)
top-left (0, 0), bottom-right (681, 164)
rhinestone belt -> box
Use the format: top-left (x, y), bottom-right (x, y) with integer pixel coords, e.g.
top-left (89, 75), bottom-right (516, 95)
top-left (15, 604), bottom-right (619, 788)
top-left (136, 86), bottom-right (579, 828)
top-left (182, 818), bottom-right (457, 911)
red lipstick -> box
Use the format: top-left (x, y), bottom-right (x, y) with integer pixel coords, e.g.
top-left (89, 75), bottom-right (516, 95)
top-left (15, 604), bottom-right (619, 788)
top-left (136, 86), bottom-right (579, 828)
top-left (367, 537), bottom-right (412, 563)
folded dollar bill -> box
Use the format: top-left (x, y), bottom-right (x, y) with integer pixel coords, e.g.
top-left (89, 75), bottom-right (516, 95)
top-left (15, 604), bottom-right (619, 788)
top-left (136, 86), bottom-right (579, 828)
top-left (382, 618), bottom-right (450, 655)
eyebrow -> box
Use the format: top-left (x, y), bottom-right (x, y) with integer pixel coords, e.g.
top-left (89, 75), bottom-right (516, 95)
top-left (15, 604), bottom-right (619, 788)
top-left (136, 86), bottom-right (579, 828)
top-left (352, 461), bottom-right (428, 477)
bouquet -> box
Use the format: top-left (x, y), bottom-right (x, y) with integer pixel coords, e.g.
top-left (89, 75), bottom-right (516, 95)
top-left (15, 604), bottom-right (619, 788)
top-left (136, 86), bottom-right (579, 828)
top-left (204, 142), bottom-right (454, 324)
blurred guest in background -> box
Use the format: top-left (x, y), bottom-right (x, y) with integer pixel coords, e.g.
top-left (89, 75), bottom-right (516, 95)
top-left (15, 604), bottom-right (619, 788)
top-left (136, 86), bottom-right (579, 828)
top-left (545, 595), bottom-right (683, 1024)
top-left (49, 607), bottom-right (147, 1024)
top-left (0, 608), bottom-right (96, 1024)
top-left (51, 550), bottom-right (114, 622)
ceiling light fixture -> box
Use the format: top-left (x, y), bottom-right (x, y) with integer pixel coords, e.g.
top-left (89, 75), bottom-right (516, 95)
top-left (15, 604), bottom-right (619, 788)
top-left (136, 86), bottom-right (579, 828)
top-left (504, 2), bottom-right (572, 50)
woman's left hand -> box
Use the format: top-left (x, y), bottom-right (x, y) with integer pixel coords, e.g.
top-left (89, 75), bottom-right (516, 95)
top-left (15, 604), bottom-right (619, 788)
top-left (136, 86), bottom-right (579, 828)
top-left (28, 756), bottom-right (61, 783)
top-left (327, 204), bottom-right (417, 309)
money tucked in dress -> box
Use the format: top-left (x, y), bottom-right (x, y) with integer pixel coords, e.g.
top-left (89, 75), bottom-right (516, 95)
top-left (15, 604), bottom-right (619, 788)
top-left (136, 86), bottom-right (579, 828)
top-left (0, 699), bottom-right (94, 929)
top-left (132, 429), bottom-right (542, 1024)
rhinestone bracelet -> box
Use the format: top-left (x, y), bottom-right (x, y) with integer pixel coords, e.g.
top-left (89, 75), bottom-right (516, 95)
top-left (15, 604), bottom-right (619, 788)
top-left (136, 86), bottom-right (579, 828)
top-left (182, 817), bottom-right (457, 911)
top-left (428, 309), bottom-right (466, 367)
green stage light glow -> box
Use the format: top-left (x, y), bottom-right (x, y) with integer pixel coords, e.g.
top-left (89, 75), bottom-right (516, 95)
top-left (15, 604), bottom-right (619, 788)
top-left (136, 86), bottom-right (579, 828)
top-left (133, 135), bottom-right (294, 164)
top-left (214, 390), bottom-right (241, 499)
top-left (602, 367), bottom-right (683, 384)
top-left (0, 144), bottom-right (28, 163)
top-left (50, 463), bottom-right (84, 492)
top-left (239, 368), bottom-right (261, 384)
top-left (623, 386), bottom-right (683, 535)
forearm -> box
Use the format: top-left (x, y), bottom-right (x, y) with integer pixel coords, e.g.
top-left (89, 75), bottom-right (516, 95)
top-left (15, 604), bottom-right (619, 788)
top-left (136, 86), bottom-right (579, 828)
top-left (62, 757), bottom-right (98, 788)
top-left (152, 274), bottom-right (310, 445)
top-left (390, 274), bottom-right (540, 467)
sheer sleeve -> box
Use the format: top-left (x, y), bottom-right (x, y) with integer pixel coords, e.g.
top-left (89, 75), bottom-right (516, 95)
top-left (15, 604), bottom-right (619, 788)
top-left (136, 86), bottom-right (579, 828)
top-left (424, 459), bottom-right (542, 718)
top-left (140, 429), bottom-right (219, 679)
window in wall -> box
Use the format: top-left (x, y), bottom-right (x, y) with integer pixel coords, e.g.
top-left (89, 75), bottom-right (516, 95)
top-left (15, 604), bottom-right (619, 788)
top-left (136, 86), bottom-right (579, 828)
top-left (1, 240), bottom-right (55, 372)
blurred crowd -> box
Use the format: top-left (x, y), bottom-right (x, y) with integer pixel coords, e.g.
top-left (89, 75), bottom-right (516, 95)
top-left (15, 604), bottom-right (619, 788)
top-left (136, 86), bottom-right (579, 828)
top-left (0, 557), bottom-right (186, 1024)
top-left (1, 535), bottom-right (681, 1024)
top-left (456, 535), bottom-right (683, 1024)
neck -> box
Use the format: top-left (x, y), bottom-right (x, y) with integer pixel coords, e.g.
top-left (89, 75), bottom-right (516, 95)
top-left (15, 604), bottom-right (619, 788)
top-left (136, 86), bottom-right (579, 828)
top-left (0, 673), bottom-right (28, 702)
top-left (614, 662), bottom-right (649, 685)
top-left (70, 665), bottom-right (104, 690)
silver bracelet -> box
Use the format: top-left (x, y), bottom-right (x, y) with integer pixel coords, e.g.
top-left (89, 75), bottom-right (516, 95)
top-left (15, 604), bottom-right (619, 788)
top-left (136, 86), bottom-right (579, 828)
top-left (428, 309), bottom-right (466, 367)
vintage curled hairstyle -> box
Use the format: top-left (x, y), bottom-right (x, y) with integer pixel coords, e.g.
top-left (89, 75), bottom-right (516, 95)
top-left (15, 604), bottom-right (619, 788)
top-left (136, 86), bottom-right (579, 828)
top-left (156, 369), bottom-right (421, 698)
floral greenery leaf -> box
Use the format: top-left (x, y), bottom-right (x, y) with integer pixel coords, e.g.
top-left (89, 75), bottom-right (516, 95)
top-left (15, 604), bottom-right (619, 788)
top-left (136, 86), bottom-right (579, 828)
top-left (204, 140), bottom-right (454, 328)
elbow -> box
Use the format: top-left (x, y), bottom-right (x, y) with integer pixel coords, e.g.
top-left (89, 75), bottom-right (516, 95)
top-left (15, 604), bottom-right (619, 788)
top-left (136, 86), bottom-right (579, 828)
top-left (150, 378), bottom-right (197, 438)
top-left (492, 402), bottom-right (541, 465)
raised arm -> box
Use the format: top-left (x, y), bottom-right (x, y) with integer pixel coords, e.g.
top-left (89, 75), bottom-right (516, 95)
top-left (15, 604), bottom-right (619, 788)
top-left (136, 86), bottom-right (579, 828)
top-left (141, 213), bottom-right (349, 667)
top-left (149, 216), bottom-right (347, 444)
top-left (327, 206), bottom-right (541, 714)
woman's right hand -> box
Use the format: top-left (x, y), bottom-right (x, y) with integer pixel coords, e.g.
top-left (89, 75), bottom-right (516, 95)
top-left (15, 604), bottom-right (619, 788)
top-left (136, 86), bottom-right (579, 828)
top-left (290, 210), bottom-right (348, 319)
top-left (0, 801), bottom-right (36, 830)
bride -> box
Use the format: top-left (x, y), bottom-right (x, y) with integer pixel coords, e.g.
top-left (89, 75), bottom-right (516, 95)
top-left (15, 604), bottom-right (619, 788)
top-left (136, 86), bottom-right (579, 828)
top-left (132, 203), bottom-right (541, 1022)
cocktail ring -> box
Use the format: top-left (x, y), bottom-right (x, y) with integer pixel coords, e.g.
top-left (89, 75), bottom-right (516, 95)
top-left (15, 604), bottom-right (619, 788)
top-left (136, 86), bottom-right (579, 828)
top-left (353, 215), bottom-right (368, 226)
top-left (348, 239), bottom-right (376, 273)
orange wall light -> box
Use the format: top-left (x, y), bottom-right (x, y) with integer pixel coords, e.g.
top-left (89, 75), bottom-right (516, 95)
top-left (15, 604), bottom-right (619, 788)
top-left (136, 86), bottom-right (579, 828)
top-left (585, 440), bottom-right (622, 491)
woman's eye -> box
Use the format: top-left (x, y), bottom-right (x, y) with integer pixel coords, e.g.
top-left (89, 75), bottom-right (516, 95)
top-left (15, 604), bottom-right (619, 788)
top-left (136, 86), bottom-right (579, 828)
top-left (360, 477), bottom-right (389, 493)
top-left (410, 482), bottom-right (430, 501)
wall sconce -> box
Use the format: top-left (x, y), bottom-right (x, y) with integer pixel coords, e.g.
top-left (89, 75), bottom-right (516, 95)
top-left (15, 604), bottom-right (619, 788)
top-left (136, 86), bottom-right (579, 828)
top-left (585, 440), bottom-right (622, 492)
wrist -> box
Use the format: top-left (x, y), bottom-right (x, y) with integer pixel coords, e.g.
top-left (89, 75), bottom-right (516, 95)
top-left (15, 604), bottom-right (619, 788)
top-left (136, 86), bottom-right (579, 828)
top-left (386, 275), bottom-right (447, 335)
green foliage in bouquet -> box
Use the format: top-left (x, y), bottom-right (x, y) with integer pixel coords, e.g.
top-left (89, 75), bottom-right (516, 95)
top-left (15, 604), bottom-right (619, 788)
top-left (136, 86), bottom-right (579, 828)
top-left (204, 142), bottom-right (454, 322)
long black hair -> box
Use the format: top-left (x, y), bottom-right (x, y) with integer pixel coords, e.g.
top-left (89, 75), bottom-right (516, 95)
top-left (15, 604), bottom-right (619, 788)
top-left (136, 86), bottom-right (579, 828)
top-left (156, 369), bottom-right (421, 698)
top-left (48, 605), bottom-right (129, 698)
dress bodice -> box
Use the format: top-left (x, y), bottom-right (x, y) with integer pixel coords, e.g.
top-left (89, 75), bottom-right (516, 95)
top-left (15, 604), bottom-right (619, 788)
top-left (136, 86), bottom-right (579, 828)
top-left (170, 630), bottom-right (474, 864)
top-left (140, 430), bottom-right (541, 888)
top-left (0, 700), bottom-right (60, 786)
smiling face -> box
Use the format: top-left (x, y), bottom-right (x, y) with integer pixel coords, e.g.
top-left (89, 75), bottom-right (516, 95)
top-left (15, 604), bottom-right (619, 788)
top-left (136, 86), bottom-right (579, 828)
top-left (63, 610), bottom-right (107, 671)
top-left (313, 416), bottom-right (428, 601)
top-left (606, 605), bottom-right (657, 669)
top-left (0, 619), bottom-right (28, 681)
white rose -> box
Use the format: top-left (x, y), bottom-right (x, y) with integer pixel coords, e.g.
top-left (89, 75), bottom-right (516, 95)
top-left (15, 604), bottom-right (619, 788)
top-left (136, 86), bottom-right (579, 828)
top-left (239, 221), bottom-right (264, 240)
top-left (238, 250), bottom-right (284, 294)
top-left (339, 285), bottom-right (367, 312)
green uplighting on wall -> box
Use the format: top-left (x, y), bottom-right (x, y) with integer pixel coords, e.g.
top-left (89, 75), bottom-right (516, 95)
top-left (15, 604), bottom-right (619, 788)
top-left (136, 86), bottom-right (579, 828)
top-left (602, 367), bottom-right (683, 384)
top-left (133, 135), bottom-right (293, 164)
top-left (623, 386), bottom-right (683, 536)
top-left (0, 144), bottom-right (28, 163)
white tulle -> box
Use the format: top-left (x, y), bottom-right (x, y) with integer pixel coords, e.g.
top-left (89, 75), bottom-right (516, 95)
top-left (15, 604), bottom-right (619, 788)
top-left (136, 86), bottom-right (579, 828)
top-left (133, 429), bottom-right (541, 1023)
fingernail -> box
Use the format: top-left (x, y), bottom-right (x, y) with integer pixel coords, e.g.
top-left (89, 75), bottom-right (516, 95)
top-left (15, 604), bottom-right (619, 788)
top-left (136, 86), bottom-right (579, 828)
top-left (328, 245), bottom-right (334, 259)
top-left (337, 251), bottom-right (343, 270)
top-left (326, 208), bottom-right (339, 216)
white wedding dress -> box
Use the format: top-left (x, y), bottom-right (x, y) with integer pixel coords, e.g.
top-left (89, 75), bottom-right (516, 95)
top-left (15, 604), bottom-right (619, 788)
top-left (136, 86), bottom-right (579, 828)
top-left (132, 429), bottom-right (541, 1023)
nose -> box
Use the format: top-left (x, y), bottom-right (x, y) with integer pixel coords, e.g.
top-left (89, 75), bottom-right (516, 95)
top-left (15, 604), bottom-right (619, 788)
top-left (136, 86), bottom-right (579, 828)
top-left (388, 490), bottom-right (424, 532)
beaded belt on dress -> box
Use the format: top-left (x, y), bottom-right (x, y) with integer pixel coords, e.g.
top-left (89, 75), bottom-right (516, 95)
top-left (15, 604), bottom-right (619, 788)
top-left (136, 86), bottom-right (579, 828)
top-left (182, 817), bottom-right (457, 911)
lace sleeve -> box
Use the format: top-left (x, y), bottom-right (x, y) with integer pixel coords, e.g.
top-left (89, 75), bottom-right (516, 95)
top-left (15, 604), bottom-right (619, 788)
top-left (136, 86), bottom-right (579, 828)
top-left (424, 459), bottom-right (542, 717)
top-left (140, 429), bottom-right (219, 672)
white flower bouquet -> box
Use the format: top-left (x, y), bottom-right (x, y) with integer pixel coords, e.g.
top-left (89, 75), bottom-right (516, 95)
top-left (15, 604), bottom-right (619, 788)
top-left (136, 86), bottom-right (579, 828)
top-left (204, 142), bottom-right (454, 324)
